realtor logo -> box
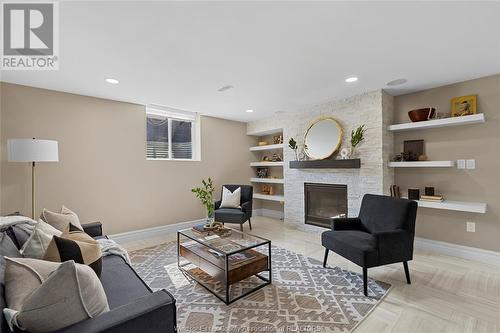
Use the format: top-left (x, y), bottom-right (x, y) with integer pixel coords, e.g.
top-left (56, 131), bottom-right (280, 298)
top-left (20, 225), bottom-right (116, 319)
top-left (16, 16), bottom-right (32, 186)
top-left (1, 2), bottom-right (59, 70)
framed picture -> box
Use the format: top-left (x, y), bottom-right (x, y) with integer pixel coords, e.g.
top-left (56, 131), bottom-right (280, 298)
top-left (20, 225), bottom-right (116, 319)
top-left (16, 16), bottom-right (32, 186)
top-left (451, 95), bottom-right (477, 117)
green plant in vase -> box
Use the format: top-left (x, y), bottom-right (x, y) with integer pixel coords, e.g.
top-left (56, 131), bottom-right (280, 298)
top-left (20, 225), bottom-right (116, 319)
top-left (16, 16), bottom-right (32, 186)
top-left (288, 138), bottom-right (299, 161)
top-left (191, 178), bottom-right (215, 227)
top-left (350, 125), bottom-right (366, 157)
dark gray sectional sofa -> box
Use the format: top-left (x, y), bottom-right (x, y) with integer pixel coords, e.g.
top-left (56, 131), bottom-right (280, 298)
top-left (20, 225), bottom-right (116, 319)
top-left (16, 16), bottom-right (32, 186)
top-left (0, 222), bottom-right (177, 333)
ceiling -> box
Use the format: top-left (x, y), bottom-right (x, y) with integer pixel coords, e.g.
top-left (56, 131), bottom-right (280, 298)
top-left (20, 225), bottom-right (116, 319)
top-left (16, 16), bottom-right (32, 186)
top-left (2, 1), bottom-right (500, 122)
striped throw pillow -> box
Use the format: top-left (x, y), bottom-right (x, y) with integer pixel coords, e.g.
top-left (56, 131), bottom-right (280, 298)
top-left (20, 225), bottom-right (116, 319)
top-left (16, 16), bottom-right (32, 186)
top-left (43, 223), bottom-right (102, 277)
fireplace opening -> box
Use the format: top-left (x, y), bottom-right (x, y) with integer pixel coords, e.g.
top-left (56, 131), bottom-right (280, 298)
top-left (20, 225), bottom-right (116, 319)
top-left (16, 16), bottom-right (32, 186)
top-left (304, 183), bottom-right (347, 228)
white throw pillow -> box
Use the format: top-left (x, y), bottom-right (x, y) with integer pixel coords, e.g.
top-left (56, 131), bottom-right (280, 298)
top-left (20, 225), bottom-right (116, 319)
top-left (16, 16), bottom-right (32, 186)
top-left (20, 220), bottom-right (62, 259)
top-left (220, 187), bottom-right (241, 209)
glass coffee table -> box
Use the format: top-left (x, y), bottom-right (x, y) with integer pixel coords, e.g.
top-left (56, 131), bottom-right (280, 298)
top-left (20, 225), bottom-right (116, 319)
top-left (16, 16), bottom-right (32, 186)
top-left (177, 227), bottom-right (271, 304)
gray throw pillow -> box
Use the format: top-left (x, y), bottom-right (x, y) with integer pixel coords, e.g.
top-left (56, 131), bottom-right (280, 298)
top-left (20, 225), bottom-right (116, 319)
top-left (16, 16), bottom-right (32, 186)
top-left (0, 233), bottom-right (22, 284)
top-left (3, 258), bottom-right (109, 332)
top-left (20, 220), bottom-right (62, 259)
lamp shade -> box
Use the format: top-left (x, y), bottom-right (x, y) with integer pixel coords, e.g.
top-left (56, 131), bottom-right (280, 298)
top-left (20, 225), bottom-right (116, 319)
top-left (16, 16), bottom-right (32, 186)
top-left (7, 139), bottom-right (59, 162)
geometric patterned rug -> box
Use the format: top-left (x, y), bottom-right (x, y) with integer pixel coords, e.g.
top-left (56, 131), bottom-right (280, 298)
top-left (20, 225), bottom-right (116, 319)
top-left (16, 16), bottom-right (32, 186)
top-left (130, 241), bottom-right (390, 333)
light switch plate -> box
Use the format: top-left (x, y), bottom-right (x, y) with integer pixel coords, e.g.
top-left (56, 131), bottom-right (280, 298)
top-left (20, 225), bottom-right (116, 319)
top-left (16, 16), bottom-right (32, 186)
top-left (466, 221), bottom-right (476, 233)
top-left (466, 159), bottom-right (476, 169)
top-left (457, 159), bottom-right (466, 169)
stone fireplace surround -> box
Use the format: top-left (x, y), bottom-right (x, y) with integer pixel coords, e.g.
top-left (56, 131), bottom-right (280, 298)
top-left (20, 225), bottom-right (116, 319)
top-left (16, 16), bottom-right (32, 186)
top-left (247, 90), bottom-right (394, 232)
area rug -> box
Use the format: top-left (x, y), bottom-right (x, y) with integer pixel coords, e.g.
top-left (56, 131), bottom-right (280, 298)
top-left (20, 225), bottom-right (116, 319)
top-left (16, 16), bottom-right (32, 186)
top-left (130, 242), bottom-right (390, 333)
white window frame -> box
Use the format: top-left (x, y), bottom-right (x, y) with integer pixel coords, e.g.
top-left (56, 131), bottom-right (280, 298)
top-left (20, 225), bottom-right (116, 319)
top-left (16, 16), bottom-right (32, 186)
top-left (146, 104), bottom-right (201, 161)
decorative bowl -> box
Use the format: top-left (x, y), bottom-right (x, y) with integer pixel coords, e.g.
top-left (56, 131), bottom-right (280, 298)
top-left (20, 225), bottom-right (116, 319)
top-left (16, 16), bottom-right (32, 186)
top-left (408, 108), bottom-right (436, 122)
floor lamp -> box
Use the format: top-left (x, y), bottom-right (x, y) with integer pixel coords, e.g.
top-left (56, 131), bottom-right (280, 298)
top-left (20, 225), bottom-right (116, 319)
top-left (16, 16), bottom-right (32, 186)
top-left (7, 138), bottom-right (59, 219)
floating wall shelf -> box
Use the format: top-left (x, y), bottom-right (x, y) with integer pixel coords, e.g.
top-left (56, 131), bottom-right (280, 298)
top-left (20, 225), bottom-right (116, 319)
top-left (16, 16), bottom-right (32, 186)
top-left (253, 193), bottom-right (285, 202)
top-left (250, 161), bottom-right (284, 167)
top-left (250, 178), bottom-right (284, 184)
top-left (249, 143), bottom-right (284, 151)
top-left (388, 161), bottom-right (455, 168)
top-left (388, 113), bottom-right (485, 132)
top-left (247, 128), bottom-right (283, 136)
top-left (290, 158), bottom-right (361, 169)
top-left (413, 199), bottom-right (487, 214)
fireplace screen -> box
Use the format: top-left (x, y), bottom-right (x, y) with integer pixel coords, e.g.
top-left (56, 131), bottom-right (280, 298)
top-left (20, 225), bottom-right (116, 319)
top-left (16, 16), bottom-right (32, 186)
top-left (304, 183), bottom-right (347, 228)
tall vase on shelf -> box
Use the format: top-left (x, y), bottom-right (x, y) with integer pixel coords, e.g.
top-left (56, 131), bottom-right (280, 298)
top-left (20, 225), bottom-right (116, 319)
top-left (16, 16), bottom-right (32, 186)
top-left (191, 178), bottom-right (215, 227)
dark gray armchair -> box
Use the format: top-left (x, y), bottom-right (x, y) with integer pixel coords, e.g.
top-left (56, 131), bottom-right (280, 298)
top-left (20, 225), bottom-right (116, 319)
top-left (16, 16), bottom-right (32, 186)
top-left (214, 185), bottom-right (253, 231)
top-left (322, 194), bottom-right (418, 296)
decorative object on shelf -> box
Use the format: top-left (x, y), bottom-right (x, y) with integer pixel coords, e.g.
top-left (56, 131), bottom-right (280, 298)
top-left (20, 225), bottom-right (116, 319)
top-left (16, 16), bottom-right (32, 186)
top-left (340, 147), bottom-right (351, 159)
top-left (304, 117), bottom-right (343, 160)
top-left (420, 195), bottom-right (444, 202)
top-left (7, 138), bottom-right (59, 219)
top-left (408, 188), bottom-right (420, 201)
top-left (273, 135), bottom-right (283, 144)
top-left (403, 139), bottom-right (424, 161)
top-left (191, 178), bottom-right (215, 227)
top-left (257, 168), bottom-right (269, 178)
top-left (271, 153), bottom-right (282, 162)
top-left (390, 185), bottom-right (401, 198)
top-left (298, 146), bottom-right (308, 161)
top-left (261, 184), bottom-right (273, 195)
top-left (268, 185), bottom-right (275, 195)
top-left (425, 187), bottom-right (435, 196)
top-left (393, 152), bottom-right (407, 162)
top-left (451, 95), bottom-right (477, 117)
top-left (350, 124), bottom-right (366, 158)
top-left (288, 137), bottom-right (299, 161)
top-left (262, 155), bottom-right (270, 161)
top-left (408, 107), bottom-right (436, 122)
top-left (258, 141), bottom-right (268, 146)
top-left (418, 154), bottom-right (428, 161)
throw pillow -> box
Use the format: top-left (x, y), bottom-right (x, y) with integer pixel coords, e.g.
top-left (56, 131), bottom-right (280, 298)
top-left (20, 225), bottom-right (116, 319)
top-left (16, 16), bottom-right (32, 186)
top-left (41, 205), bottom-right (82, 232)
top-left (20, 220), bottom-right (62, 259)
top-left (3, 258), bottom-right (109, 333)
top-left (0, 232), bottom-right (22, 284)
top-left (220, 186), bottom-right (241, 209)
top-left (43, 223), bottom-right (103, 276)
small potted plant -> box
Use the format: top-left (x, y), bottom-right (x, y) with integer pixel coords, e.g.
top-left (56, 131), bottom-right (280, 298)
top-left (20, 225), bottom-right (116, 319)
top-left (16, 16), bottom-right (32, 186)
top-left (191, 178), bottom-right (215, 227)
top-left (350, 125), bottom-right (366, 157)
top-left (288, 138), bottom-right (299, 161)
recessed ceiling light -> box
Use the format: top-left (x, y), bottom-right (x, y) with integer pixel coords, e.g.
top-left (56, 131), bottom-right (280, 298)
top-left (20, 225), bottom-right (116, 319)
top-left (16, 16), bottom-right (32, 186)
top-left (386, 78), bottom-right (407, 86)
top-left (105, 78), bottom-right (119, 84)
top-left (345, 77), bottom-right (358, 83)
top-left (246, 109), bottom-right (254, 113)
top-left (217, 85), bottom-right (234, 92)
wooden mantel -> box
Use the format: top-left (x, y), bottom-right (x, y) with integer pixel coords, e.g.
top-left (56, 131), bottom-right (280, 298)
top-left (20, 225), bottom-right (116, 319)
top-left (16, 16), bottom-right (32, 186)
top-left (289, 158), bottom-right (361, 169)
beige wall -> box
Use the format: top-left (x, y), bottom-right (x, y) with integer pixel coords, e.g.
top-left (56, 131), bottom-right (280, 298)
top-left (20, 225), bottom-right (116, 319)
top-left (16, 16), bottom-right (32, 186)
top-left (394, 74), bottom-right (500, 252)
top-left (1, 83), bottom-right (254, 234)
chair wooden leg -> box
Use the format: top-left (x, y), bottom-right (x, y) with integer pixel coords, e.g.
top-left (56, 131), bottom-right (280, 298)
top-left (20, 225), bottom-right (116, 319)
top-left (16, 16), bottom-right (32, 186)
top-left (403, 261), bottom-right (411, 284)
top-left (248, 218), bottom-right (252, 230)
top-left (240, 224), bottom-right (243, 232)
top-left (363, 267), bottom-right (368, 296)
top-left (323, 249), bottom-right (329, 268)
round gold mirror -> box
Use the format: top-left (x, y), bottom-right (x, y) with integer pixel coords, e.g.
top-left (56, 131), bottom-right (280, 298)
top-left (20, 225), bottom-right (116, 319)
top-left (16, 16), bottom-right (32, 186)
top-left (304, 117), bottom-right (343, 160)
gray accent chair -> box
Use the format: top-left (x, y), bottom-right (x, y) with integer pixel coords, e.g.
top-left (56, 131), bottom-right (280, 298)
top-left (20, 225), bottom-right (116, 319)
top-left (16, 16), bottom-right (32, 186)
top-left (322, 194), bottom-right (418, 296)
top-left (214, 185), bottom-right (253, 231)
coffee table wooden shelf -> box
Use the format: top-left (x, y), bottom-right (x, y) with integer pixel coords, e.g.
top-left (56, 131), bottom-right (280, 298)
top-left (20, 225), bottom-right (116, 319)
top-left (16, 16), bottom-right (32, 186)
top-left (177, 227), bottom-right (271, 304)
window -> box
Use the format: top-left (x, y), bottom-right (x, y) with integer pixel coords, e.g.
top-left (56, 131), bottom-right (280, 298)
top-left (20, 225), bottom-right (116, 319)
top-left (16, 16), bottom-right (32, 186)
top-left (146, 105), bottom-right (200, 160)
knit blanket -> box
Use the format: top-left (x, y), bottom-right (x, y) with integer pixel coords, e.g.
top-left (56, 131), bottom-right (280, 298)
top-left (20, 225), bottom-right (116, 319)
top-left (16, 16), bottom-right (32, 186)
top-left (97, 238), bottom-right (131, 265)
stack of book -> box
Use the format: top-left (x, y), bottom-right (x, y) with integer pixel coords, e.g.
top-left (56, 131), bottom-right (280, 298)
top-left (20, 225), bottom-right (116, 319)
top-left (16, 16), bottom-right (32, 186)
top-left (420, 195), bottom-right (444, 202)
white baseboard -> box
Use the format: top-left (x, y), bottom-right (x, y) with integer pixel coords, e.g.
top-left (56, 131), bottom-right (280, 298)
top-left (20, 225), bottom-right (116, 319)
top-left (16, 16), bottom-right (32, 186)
top-left (415, 237), bottom-right (500, 267)
top-left (253, 208), bottom-right (284, 220)
top-left (108, 217), bottom-right (499, 267)
top-left (109, 218), bottom-right (205, 244)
